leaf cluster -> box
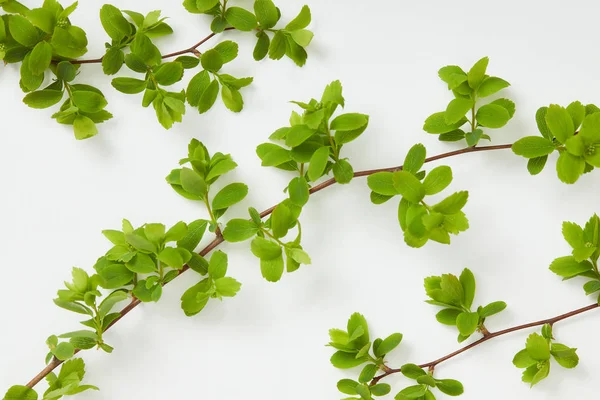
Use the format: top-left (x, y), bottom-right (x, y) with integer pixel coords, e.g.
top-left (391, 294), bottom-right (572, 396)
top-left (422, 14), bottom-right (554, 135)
top-left (330, 313), bottom-right (400, 399)
top-left (396, 364), bottom-right (463, 400)
top-left (256, 80), bottom-right (367, 185)
top-left (423, 57), bottom-right (514, 146)
top-left (512, 103), bottom-right (600, 183)
top-left (94, 219), bottom-right (205, 303)
top-left (424, 268), bottom-right (506, 342)
top-left (549, 215), bottom-right (600, 302)
top-left (368, 144), bottom-right (469, 248)
top-left (4, 359), bottom-right (97, 400)
top-left (513, 324), bottom-right (579, 387)
top-left (184, 0), bottom-right (314, 66)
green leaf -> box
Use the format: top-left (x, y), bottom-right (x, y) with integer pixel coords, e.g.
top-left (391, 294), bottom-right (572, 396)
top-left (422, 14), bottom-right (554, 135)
top-left (286, 5), bottom-right (311, 31)
top-left (456, 311), bottom-right (479, 336)
top-left (126, 253), bottom-right (157, 274)
top-left (400, 363), bottom-right (426, 379)
top-left (260, 254), bottom-right (284, 282)
top-left (198, 79), bottom-right (220, 113)
top-left (214, 40), bottom-right (239, 64)
top-left (375, 333), bottom-right (403, 356)
top-left (221, 86), bottom-right (244, 112)
top-left (423, 112), bottom-right (467, 134)
top-left (187, 70), bottom-right (211, 107)
top-left (445, 98), bottom-right (473, 124)
top-left (9, 15), bottom-right (41, 47)
top-left (208, 250), bottom-right (228, 279)
top-left (476, 104), bottom-right (510, 128)
top-left (180, 167), bottom-right (207, 197)
top-left (268, 31), bottom-right (286, 60)
top-left (393, 171), bottom-right (425, 203)
top-left (225, 7), bottom-right (257, 31)
top-left (527, 156), bottom-right (548, 175)
top-left (436, 308), bottom-right (461, 325)
top-left (271, 203), bottom-right (292, 238)
top-left (288, 177), bottom-right (309, 206)
top-left (331, 113), bottom-right (369, 131)
top-left (512, 136), bottom-right (555, 158)
top-left (253, 31), bottom-right (270, 61)
top-left (130, 34), bottom-right (161, 66)
top-left (556, 151), bottom-right (585, 184)
top-left (423, 166), bottom-right (452, 195)
top-left (177, 219), bottom-right (208, 251)
top-left (397, 385), bottom-right (427, 398)
top-left (513, 349), bottom-right (537, 368)
top-left (201, 49), bottom-right (223, 72)
top-left (436, 379), bottom-right (464, 396)
top-left (479, 301), bottom-right (507, 318)
top-left (567, 101), bottom-right (586, 129)
top-left (358, 364), bottom-right (378, 383)
top-left (180, 278), bottom-right (211, 316)
top-left (251, 236), bottom-right (282, 260)
top-left (223, 219), bottom-right (259, 242)
top-left (433, 191), bottom-right (469, 215)
top-left (477, 76), bottom-right (510, 97)
top-left (551, 343), bottom-right (579, 369)
top-left (459, 268), bottom-right (475, 309)
top-left (23, 90), bottom-right (63, 109)
top-left (337, 379), bottom-right (359, 395)
top-left (467, 56), bottom-right (489, 89)
top-left (73, 115), bottom-right (98, 140)
top-left (52, 342), bottom-right (75, 361)
top-left (112, 77), bottom-right (147, 94)
top-left (526, 333), bottom-right (550, 361)
top-left (28, 41), bottom-right (52, 75)
top-left (102, 47), bottom-right (125, 75)
top-left (368, 172), bottom-right (397, 196)
top-left (438, 65), bottom-right (467, 89)
top-left (72, 91), bottom-right (107, 113)
top-left (3, 385), bottom-right (38, 400)
top-left (546, 104), bottom-right (575, 143)
top-left (100, 4), bottom-right (131, 41)
top-left (254, 0), bottom-right (279, 29)
top-left (212, 183), bottom-right (248, 211)
top-left (27, 8), bottom-right (56, 34)
top-left (330, 351), bottom-right (368, 369)
top-left (584, 280), bottom-right (600, 295)
top-left (549, 256), bottom-right (593, 278)
top-left (195, 0), bottom-right (220, 13)
top-left (214, 277), bottom-right (242, 297)
top-left (154, 62), bottom-right (184, 86)
top-left (333, 159), bottom-right (354, 184)
top-left (307, 146), bottom-right (330, 181)
top-left (404, 144), bottom-right (426, 174)
top-left (291, 29), bottom-right (313, 47)
top-left (285, 124), bottom-right (314, 147)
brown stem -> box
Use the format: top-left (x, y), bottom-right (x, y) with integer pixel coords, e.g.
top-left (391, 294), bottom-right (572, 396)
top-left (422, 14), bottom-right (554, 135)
top-left (24, 143), bottom-right (513, 389)
top-left (370, 303), bottom-right (599, 385)
top-left (59, 28), bottom-right (236, 65)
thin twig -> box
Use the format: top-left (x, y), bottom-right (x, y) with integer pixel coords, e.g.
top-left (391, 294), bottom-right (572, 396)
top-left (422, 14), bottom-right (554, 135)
top-left (370, 303), bottom-right (599, 385)
top-left (60, 28), bottom-right (236, 65)
top-left (24, 143), bottom-right (514, 388)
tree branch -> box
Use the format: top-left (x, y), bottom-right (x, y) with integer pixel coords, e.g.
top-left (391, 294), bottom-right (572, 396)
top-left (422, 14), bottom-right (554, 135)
top-left (370, 303), bottom-right (599, 385)
top-left (24, 143), bottom-right (514, 389)
top-left (59, 28), bottom-right (236, 65)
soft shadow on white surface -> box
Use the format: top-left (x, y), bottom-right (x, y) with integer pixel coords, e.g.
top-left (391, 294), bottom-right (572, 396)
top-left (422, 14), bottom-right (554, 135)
top-left (1, 0), bottom-right (600, 399)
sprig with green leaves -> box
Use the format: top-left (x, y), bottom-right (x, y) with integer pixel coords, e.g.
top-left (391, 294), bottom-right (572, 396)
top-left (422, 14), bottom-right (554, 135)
top-left (513, 324), bottom-right (579, 387)
top-left (549, 214), bottom-right (600, 302)
top-left (512, 103), bottom-right (600, 183)
top-left (424, 268), bottom-right (507, 342)
top-left (184, 0), bottom-right (313, 66)
top-left (1, 0), bottom-right (314, 138)
top-left (424, 57), bottom-right (514, 146)
top-left (368, 144), bottom-right (469, 248)
top-left (256, 80), bottom-right (367, 185)
top-left (328, 313), bottom-right (465, 400)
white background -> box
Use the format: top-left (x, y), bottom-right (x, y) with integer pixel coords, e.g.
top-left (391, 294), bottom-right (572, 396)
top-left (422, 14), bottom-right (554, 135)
top-left (1, 0), bottom-right (600, 398)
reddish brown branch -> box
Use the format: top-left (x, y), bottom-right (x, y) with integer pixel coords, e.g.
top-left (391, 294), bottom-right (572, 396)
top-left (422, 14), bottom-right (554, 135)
top-left (62, 28), bottom-right (236, 65)
top-left (370, 303), bottom-right (600, 386)
top-left (24, 143), bottom-right (513, 389)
